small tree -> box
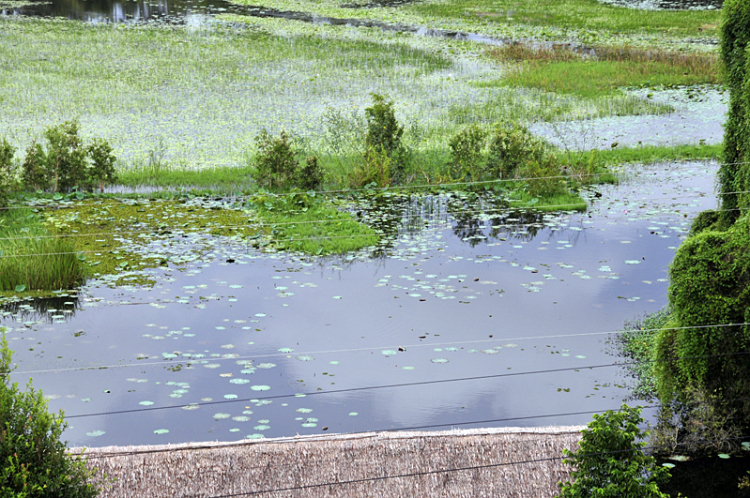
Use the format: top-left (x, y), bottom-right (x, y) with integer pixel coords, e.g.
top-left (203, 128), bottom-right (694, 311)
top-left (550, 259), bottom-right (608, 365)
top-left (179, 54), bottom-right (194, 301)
top-left (86, 138), bottom-right (118, 193)
top-left (364, 93), bottom-right (406, 182)
top-left (252, 130), bottom-right (299, 190)
top-left (556, 404), bottom-right (670, 498)
top-left (43, 120), bottom-right (88, 192)
top-left (448, 125), bottom-right (487, 181)
top-left (0, 330), bottom-right (101, 497)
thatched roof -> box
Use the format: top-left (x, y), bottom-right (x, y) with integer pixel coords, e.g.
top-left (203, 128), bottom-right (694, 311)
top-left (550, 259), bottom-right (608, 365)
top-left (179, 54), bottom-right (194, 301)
top-left (75, 426), bottom-right (584, 498)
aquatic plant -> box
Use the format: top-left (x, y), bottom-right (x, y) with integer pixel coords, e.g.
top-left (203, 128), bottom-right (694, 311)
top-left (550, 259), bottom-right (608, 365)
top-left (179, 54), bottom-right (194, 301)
top-left (556, 404), bottom-right (670, 498)
top-left (0, 209), bottom-right (86, 293)
top-left (0, 330), bottom-right (101, 496)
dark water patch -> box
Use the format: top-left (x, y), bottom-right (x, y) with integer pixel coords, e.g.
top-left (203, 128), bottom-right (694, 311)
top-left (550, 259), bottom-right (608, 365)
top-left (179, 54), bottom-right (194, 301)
top-left (659, 453), bottom-right (749, 498)
top-left (1, 0), bottom-right (245, 23)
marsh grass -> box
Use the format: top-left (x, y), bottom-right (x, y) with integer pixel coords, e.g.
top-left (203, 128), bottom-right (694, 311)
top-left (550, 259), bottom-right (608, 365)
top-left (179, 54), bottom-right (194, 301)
top-left (487, 44), bottom-right (721, 98)
top-left (249, 194), bottom-right (379, 254)
top-left (0, 208), bottom-right (86, 293)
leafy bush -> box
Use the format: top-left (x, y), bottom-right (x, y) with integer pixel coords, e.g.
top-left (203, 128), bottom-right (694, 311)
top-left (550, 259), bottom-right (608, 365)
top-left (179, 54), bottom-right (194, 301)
top-left (350, 147), bottom-right (393, 188)
top-left (298, 156), bottom-right (324, 191)
top-left (0, 330), bottom-right (101, 497)
top-left (86, 138), bottom-right (118, 193)
top-left (658, 216), bottom-right (750, 424)
top-left (448, 125), bottom-right (487, 181)
top-left (251, 130), bottom-right (299, 189)
top-left (718, 0), bottom-right (750, 224)
top-left (556, 404), bottom-right (670, 498)
top-left (21, 121), bottom-right (118, 193)
top-left (486, 122), bottom-right (547, 179)
top-left (0, 138), bottom-right (17, 208)
top-left (364, 93), bottom-right (407, 183)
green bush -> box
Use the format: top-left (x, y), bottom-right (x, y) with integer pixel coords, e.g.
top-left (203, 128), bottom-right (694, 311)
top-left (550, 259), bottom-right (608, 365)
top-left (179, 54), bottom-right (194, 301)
top-left (251, 130), bottom-right (299, 189)
top-left (350, 146), bottom-right (393, 188)
top-left (0, 138), bottom-right (17, 208)
top-left (448, 125), bottom-right (487, 181)
top-left (298, 156), bottom-right (324, 191)
top-left (86, 138), bottom-right (118, 193)
top-left (659, 216), bottom-right (750, 422)
top-left (718, 0), bottom-right (750, 224)
top-left (486, 122), bottom-right (547, 179)
top-left (556, 404), bottom-right (670, 498)
top-left (364, 93), bottom-right (407, 182)
top-left (21, 121), bottom-right (118, 193)
top-left (0, 330), bottom-right (101, 497)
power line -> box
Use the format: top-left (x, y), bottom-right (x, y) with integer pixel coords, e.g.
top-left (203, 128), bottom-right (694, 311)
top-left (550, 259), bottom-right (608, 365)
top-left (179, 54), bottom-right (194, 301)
top-left (11, 321), bottom-right (750, 376)
top-left (61, 349), bottom-right (750, 421)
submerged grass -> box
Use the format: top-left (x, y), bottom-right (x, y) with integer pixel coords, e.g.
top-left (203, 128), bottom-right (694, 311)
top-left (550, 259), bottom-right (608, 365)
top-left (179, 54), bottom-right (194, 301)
top-left (0, 208), bottom-right (86, 293)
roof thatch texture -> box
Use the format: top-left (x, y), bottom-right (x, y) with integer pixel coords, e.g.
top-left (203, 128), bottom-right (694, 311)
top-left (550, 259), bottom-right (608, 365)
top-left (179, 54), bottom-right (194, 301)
top-left (75, 426), bottom-right (584, 498)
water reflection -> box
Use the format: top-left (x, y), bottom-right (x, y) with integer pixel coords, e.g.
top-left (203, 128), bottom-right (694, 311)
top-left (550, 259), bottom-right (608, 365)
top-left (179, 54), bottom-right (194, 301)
top-left (1, 294), bottom-right (81, 324)
top-left (2, 0), bottom-right (234, 22)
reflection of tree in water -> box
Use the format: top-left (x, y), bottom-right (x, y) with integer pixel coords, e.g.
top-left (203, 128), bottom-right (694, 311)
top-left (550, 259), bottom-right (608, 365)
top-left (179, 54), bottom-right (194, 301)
top-left (1, 295), bottom-right (80, 325)
top-left (446, 191), bottom-right (548, 247)
top-left (5, 0), bottom-right (217, 22)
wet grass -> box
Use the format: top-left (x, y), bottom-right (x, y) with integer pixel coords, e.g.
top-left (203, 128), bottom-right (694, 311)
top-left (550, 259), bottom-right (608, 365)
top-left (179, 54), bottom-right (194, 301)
top-left (411, 0), bottom-right (721, 39)
top-left (487, 45), bottom-right (722, 99)
top-left (0, 208), bottom-right (86, 293)
top-left (227, 0), bottom-right (721, 43)
top-left (248, 193), bottom-right (379, 254)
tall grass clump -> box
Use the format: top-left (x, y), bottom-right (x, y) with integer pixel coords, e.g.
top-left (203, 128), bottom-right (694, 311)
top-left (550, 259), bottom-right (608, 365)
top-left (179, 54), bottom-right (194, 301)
top-left (0, 209), bottom-right (86, 293)
top-left (0, 330), bottom-right (101, 496)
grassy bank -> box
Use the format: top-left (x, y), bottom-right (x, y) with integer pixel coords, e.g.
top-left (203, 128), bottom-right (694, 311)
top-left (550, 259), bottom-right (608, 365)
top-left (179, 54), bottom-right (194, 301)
top-left (0, 208), bottom-right (86, 293)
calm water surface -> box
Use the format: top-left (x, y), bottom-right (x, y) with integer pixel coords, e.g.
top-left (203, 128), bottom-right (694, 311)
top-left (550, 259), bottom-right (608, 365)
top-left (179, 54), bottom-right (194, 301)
top-left (1, 160), bottom-right (718, 446)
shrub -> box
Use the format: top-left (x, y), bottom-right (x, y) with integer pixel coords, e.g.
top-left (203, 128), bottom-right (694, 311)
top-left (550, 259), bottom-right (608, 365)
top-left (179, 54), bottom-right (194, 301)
top-left (364, 94), bottom-right (407, 182)
top-left (297, 156), bottom-right (324, 191)
top-left (252, 130), bottom-right (299, 189)
top-left (86, 138), bottom-right (118, 193)
top-left (349, 147), bottom-right (393, 188)
top-left (659, 216), bottom-right (750, 423)
top-left (448, 125), bottom-right (487, 181)
top-left (0, 138), bottom-right (17, 208)
top-left (486, 122), bottom-right (547, 179)
top-left (0, 330), bottom-right (101, 497)
top-left (21, 121), bottom-right (118, 193)
top-left (556, 404), bottom-right (670, 498)
top-left (718, 0), bottom-right (750, 224)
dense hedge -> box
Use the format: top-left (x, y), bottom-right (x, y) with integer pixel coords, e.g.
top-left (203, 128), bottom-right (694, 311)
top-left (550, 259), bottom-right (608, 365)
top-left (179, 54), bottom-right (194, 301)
top-left (718, 0), bottom-right (750, 226)
top-left (653, 0), bottom-right (750, 434)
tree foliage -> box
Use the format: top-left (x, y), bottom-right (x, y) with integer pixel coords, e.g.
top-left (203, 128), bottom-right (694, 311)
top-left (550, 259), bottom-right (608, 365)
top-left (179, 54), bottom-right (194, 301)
top-left (0, 330), bottom-right (101, 497)
top-left (556, 405), bottom-right (670, 498)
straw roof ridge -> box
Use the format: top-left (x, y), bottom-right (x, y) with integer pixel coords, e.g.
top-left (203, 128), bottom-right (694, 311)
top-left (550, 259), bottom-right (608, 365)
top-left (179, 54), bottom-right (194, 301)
top-left (75, 426), bottom-right (585, 498)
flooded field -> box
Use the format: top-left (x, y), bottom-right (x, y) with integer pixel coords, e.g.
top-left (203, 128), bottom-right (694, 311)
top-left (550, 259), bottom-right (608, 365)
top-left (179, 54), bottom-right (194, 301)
top-left (2, 160), bottom-right (718, 446)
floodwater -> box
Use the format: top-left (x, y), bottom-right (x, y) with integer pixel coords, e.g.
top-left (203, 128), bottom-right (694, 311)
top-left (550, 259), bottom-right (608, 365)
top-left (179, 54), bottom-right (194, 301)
top-left (2, 160), bottom-right (718, 447)
top-left (530, 87), bottom-right (728, 151)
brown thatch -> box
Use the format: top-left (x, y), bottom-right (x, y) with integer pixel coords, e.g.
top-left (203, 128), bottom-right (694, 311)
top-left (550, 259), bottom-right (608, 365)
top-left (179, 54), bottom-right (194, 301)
top-left (74, 426), bottom-right (584, 498)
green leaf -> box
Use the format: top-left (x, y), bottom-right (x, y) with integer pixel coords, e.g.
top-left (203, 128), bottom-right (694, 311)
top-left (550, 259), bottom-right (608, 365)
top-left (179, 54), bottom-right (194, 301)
top-left (14, 284), bottom-right (26, 293)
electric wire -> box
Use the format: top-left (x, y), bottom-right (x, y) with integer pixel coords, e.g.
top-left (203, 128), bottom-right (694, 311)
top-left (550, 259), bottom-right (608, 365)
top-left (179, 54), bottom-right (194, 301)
top-left (11, 321), bottom-right (750, 376)
top-left (60, 349), bottom-right (750, 420)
